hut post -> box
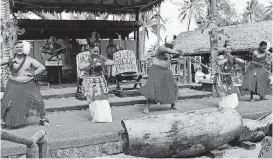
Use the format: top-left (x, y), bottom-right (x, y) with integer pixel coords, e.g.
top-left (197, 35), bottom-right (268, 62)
top-left (209, 0), bottom-right (218, 96)
top-left (183, 57), bottom-right (187, 84)
top-left (188, 57), bottom-right (192, 83)
top-left (136, 10), bottom-right (140, 60)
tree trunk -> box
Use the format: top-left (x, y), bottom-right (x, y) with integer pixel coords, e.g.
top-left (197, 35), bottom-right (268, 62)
top-left (1, 0), bottom-right (12, 89)
top-left (209, 0), bottom-right (218, 97)
top-left (157, 6), bottom-right (161, 47)
top-left (120, 108), bottom-right (243, 158)
top-left (187, 16), bottom-right (191, 31)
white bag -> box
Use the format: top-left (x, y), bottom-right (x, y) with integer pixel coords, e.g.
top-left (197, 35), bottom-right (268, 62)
top-left (89, 100), bottom-right (112, 123)
top-left (218, 93), bottom-right (239, 109)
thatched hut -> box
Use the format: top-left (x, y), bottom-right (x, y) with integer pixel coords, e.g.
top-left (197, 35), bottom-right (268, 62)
top-left (174, 20), bottom-right (272, 76)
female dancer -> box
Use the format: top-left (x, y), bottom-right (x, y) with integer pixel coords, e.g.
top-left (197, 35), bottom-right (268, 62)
top-left (79, 46), bottom-right (114, 122)
top-left (139, 46), bottom-right (182, 114)
top-left (214, 42), bottom-right (244, 103)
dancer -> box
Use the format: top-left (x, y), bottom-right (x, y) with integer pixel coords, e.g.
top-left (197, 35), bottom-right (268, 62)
top-left (79, 46), bottom-right (114, 122)
top-left (214, 42), bottom-right (244, 101)
top-left (241, 41), bottom-right (271, 101)
top-left (139, 46), bottom-right (182, 114)
top-left (1, 41), bottom-right (49, 129)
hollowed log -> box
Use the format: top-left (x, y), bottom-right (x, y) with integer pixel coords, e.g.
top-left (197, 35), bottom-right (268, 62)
top-left (120, 108), bottom-right (243, 158)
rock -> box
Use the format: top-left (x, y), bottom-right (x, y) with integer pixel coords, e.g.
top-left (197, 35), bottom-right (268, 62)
top-left (238, 113), bottom-right (272, 142)
top-left (100, 142), bottom-right (123, 155)
top-left (80, 145), bottom-right (100, 158)
top-left (240, 141), bottom-right (256, 150)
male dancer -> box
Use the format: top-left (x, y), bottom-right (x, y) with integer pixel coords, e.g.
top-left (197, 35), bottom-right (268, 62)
top-left (1, 41), bottom-right (49, 128)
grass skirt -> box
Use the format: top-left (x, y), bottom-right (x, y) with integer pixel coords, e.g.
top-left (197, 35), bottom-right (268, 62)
top-left (241, 64), bottom-right (271, 97)
top-left (1, 79), bottom-right (45, 128)
top-left (82, 75), bottom-right (109, 102)
top-left (214, 73), bottom-right (237, 98)
top-left (139, 65), bottom-right (178, 104)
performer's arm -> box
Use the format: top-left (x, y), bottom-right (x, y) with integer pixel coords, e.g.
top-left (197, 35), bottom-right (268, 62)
top-left (235, 58), bottom-right (245, 63)
top-left (29, 57), bottom-right (46, 77)
top-left (79, 61), bottom-right (91, 70)
top-left (253, 50), bottom-right (266, 58)
top-left (217, 56), bottom-right (228, 65)
top-left (100, 55), bottom-right (114, 66)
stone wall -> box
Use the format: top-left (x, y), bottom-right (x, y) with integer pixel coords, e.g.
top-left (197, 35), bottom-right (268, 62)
top-left (5, 141), bottom-right (123, 158)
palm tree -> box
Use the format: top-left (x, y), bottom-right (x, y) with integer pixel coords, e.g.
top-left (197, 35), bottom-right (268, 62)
top-left (264, 0), bottom-right (272, 20)
top-left (139, 10), bottom-right (167, 59)
top-left (177, 0), bottom-right (207, 31)
top-left (243, 0), bottom-right (264, 22)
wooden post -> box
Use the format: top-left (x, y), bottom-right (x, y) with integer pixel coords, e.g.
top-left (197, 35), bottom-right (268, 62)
top-left (183, 57), bottom-right (187, 84)
top-left (188, 57), bottom-right (192, 83)
top-left (26, 144), bottom-right (39, 158)
top-left (136, 11), bottom-right (140, 60)
top-left (38, 136), bottom-right (49, 158)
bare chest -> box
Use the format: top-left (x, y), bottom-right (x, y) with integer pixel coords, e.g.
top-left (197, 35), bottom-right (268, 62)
top-left (12, 59), bottom-right (32, 73)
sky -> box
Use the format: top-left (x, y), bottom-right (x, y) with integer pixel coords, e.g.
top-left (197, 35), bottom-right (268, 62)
top-left (145, 0), bottom-right (271, 49)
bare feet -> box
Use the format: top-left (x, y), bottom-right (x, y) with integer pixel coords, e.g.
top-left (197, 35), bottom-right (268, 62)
top-left (171, 103), bottom-right (177, 110)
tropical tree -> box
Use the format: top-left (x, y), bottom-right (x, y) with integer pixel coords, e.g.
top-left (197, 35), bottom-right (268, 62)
top-left (242, 0), bottom-right (265, 23)
top-left (264, 0), bottom-right (272, 20)
top-left (177, 0), bottom-right (207, 31)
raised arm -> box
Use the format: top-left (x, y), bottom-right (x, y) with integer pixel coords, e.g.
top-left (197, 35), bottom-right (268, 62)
top-left (235, 57), bottom-right (245, 63)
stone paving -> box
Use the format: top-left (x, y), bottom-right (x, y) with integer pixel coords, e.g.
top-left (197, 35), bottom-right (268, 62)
top-left (1, 95), bottom-right (272, 158)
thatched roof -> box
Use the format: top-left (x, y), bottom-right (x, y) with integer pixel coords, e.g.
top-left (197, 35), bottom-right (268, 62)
top-left (12, 0), bottom-right (164, 14)
top-left (174, 21), bottom-right (272, 56)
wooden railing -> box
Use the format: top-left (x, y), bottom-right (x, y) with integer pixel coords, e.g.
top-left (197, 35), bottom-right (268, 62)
top-left (1, 130), bottom-right (48, 158)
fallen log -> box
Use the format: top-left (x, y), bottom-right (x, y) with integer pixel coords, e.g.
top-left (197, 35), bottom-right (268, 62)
top-left (120, 108), bottom-right (243, 158)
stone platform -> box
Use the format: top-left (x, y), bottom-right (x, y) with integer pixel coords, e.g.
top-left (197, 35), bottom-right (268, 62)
top-left (1, 95), bottom-right (272, 158)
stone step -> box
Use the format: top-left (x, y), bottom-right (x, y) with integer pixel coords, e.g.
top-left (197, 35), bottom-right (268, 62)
top-left (40, 83), bottom-right (200, 100)
top-left (45, 88), bottom-right (212, 112)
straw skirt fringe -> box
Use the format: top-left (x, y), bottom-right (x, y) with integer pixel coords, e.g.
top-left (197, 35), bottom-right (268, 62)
top-left (1, 79), bottom-right (45, 128)
top-left (139, 65), bottom-right (178, 104)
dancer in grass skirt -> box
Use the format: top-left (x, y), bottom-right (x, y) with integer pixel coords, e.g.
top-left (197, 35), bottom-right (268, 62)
top-left (214, 42), bottom-right (245, 98)
top-left (241, 41), bottom-right (271, 101)
top-left (79, 46), bottom-right (114, 122)
top-left (1, 41), bottom-right (48, 129)
top-left (139, 46), bottom-right (183, 114)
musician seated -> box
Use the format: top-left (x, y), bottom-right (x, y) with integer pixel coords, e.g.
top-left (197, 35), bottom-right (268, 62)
top-left (40, 36), bottom-right (64, 84)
